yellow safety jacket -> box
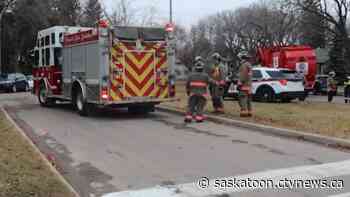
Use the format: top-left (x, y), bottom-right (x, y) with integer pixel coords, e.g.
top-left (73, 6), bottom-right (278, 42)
top-left (345, 80), bottom-right (350, 86)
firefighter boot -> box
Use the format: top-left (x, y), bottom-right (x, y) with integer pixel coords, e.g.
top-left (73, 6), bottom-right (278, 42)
top-left (248, 111), bottom-right (253, 117)
top-left (240, 110), bottom-right (249, 118)
top-left (217, 107), bottom-right (225, 114)
top-left (195, 115), bottom-right (204, 123)
top-left (184, 114), bottom-right (193, 123)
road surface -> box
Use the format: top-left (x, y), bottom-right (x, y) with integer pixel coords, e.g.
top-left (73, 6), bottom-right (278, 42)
top-left (1, 92), bottom-right (350, 197)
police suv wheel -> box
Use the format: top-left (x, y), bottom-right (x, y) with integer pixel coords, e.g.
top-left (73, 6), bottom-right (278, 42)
top-left (257, 87), bottom-right (275, 102)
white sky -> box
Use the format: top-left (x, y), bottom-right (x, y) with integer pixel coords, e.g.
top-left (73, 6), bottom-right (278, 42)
top-left (102, 0), bottom-right (257, 27)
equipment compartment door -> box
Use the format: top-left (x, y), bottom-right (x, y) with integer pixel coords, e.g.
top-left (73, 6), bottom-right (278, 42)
top-left (123, 50), bottom-right (156, 98)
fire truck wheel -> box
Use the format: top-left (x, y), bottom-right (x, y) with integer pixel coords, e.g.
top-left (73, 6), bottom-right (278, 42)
top-left (75, 90), bottom-right (91, 116)
top-left (38, 84), bottom-right (55, 107)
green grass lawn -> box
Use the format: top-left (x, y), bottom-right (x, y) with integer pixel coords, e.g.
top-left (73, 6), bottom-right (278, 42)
top-left (162, 82), bottom-right (350, 140)
top-left (0, 111), bottom-right (75, 197)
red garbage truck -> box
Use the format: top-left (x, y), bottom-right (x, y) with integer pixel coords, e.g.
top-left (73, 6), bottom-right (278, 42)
top-left (257, 45), bottom-right (317, 92)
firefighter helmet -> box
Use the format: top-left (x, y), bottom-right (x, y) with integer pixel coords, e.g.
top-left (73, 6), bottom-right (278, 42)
top-left (238, 51), bottom-right (251, 60)
top-left (329, 71), bottom-right (336, 77)
top-left (194, 61), bottom-right (204, 71)
top-left (194, 56), bottom-right (203, 63)
top-left (211, 53), bottom-right (221, 61)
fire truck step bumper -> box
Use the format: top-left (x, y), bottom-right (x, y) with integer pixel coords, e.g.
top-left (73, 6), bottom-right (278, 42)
top-left (101, 98), bottom-right (179, 107)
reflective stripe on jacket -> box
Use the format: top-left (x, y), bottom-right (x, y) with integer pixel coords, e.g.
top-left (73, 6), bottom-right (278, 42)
top-left (186, 71), bottom-right (210, 96)
top-left (190, 81), bottom-right (208, 88)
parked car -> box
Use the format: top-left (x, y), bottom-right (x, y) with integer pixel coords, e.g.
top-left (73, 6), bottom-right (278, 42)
top-left (224, 67), bottom-right (306, 102)
top-left (0, 73), bottom-right (30, 93)
top-left (26, 75), bottom-right (34, 90)
top-left (313, 75), bottom-right (328, 95)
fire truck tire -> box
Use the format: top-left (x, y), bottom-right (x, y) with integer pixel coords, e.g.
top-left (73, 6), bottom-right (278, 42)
top-left (256, 86), bottom-right (275, 102)
top-left (74, 90), bottom-right (91, 116)
top-left (38, 84), bottom-right (55, 107)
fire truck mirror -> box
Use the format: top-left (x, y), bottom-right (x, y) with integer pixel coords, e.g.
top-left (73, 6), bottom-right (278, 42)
top-left (102, 76), bottom-right (109, 82)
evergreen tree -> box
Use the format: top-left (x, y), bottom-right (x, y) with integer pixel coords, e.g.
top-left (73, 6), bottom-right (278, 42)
top-left (51, 0), bottom-right (81, 26)
top-left (299, 0), bottom-right (326, 48)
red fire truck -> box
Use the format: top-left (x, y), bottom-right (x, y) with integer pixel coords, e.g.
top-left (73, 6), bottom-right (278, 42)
top-left (32, 21), bottom-right (176, 116)
top-left (257, 45), bottom-right (317, 91)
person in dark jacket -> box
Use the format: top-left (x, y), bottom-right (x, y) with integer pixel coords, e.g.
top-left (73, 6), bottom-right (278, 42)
top-left (185, 56), bottom-right (210, 123)
top-left (344, 76), bottom-right (350, 103)
top-left (327, 71), bottom-right (337, 103)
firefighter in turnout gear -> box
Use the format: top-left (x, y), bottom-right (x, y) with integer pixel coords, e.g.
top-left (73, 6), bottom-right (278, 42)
top-left (344, 76), bottom-right (350, 103)
top-left (208, 53), bottom-right (226, 113)
top-left (237, 51), bottom-right (253, 117)
top-left (327, 71), bottom-right (337, 103)
top-left (185, 57), bottom-right (210, 123)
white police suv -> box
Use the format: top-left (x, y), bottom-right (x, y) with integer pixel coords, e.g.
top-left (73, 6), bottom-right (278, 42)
top-left (225, 67), bottom-right (306, 102)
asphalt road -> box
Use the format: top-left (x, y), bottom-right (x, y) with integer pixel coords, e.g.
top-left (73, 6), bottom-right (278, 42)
top-left (1, 93), bottom-right (350, 197)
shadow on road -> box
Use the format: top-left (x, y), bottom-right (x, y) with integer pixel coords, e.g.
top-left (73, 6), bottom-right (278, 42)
top-left (37, 102), bottom-right (161, 121)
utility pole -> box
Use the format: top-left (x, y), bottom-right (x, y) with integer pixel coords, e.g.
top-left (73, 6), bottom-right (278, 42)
top-left (170, 0), bottom-right (173, 24)
top-left (168, 0), bottom-right (176, 85)
top-left (0, 0), bottom-right (15, 74)
top-left (0, 11), bottom-right (4, 74)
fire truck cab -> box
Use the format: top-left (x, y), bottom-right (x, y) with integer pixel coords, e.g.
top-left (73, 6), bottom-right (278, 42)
top-left (33, 21), bottom-right (176, 116)
top-left (33, 26), bottom-right (91, 95)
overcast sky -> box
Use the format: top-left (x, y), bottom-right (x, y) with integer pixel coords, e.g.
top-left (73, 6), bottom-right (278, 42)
top-left (102, 0), bottom-right (257, 27)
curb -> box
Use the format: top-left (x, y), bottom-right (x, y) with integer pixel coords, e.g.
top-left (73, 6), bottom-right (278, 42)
top-left (1, 107), bottom-right (80, 197)
top-left (157, 106), bottom-right (350, 149)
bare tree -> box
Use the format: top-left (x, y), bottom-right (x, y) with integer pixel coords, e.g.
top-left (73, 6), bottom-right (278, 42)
top-left (185, 1), bottom-right (300, 68)
top-left (0, 0), bottom-right (15, 18)
top-left (110, 0), bottom-right (135, 26)
top-left (82, 0), bottom-right (102, 27)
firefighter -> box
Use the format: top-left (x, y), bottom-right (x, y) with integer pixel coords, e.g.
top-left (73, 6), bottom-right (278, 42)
top-left (345, 76), bottom-right (350, 103)
top-left (237, 51), bottom-right (253, 117)
top-left (185, 56), bottom-right (210, 123)
top-left (208, 53), bottom-right (226, 113)
top-left (327, 71), bottom-right (337, 103)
